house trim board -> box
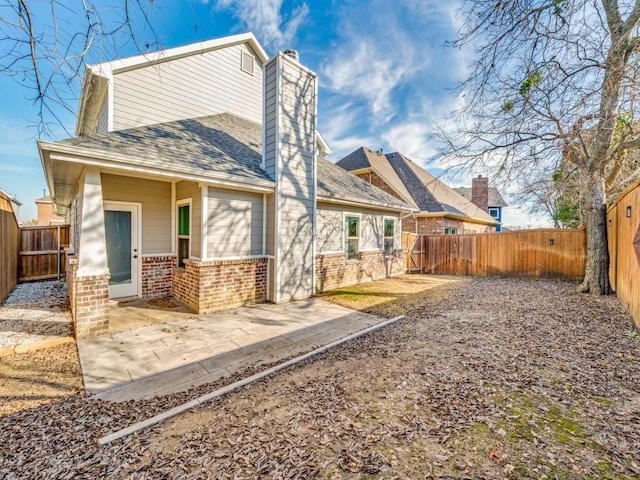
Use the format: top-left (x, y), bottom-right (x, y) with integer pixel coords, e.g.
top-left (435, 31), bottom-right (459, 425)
top-left (412, 211), bottom-right (498, 226)
top-left (176, 198), bottom-right (192, 265)
top-left (200, 184), bottom-right (208, 260)
top-left (318, 196), bottom-right (413, 214)
top-left (171, 182), bottom-right (176, 255)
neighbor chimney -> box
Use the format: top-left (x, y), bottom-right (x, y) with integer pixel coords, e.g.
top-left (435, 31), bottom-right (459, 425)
top-left (471, 175), bottom-right (489, 213)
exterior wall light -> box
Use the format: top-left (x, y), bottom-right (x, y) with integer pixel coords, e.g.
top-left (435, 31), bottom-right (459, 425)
top-left (627, 206), bottom-right (632, 218)
top-left (549, 238), bottom-right (555, 246)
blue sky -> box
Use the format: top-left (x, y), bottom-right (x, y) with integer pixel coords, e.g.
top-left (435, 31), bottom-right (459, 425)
top-left (0, 0), bottom-right (549, 226)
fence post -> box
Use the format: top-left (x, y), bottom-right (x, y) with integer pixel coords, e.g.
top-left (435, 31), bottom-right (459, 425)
top-left (57, 225), bottom-right (61, 281)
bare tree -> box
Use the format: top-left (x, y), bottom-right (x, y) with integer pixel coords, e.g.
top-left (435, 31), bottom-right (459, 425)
top-left (0, 1), bottom-right (159, 136)
top-left (444, 0), bottom-right (640, 294)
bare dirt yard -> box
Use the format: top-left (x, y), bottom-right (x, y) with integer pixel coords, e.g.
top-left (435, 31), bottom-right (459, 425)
top-left (1, 275), bottom-right (639, 479)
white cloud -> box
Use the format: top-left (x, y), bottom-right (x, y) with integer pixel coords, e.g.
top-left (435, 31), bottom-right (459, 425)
top-left (323, 39), bottom-right (413, 118)
top-left (216, 0), bottom-right (309, 50)
top-left (381, 122), bottom-right (435, 160)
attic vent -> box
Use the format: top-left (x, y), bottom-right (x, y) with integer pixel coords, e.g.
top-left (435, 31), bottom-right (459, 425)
top-left (241, 51), bottom-right (255, 75)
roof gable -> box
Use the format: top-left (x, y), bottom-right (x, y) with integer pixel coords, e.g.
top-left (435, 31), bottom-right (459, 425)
top-left (337, 147), bottom-right (498, 224)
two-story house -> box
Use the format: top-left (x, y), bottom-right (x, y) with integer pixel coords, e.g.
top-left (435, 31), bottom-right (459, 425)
top-left (39, 33), bottom-right (413, 337)
top-left (337, 147), bottom-right (499, 234)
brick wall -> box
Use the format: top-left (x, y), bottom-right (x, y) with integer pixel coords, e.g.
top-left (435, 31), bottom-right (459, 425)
top-left (355, 171), bottom-right (405, 202)
top-left (316, 250), bottom-right (404, 293)
top-left (65, 254), bottom-right (110, 337)
top-left (402, 216), bottom-right (494, 235)
top-left (142, 256), bottom-right (176, 298)
top-left (172, 258), bottom-right (268, 313)
top-left (73, 274), bottom-right (110, 337)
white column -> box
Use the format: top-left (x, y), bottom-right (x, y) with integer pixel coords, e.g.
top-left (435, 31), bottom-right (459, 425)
top-left (77, 167), bottom-right (108, 276)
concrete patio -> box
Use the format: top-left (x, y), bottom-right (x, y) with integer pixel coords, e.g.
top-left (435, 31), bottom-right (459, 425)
top-left (77, 298), bottom-right (385, 402)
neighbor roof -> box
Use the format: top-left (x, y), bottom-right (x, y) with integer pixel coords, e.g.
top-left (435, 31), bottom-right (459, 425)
top-left (337, 147), bottom-right (498, 224)
top-left (454, 186), bottom-right (508, 208)
top-left (42, 113), bottom-right (411, 213)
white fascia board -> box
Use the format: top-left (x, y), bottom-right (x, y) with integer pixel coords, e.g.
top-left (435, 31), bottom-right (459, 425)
top-left (90, 33), bottom-right (268, 76)
top-left (41, 143), bottom-right (276, 194)
top-left (317, 196), bottom-right (414, 214)
top-left (316, 131), bottom-right (332, 156)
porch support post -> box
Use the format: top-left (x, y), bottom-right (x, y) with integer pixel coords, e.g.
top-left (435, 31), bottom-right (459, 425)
top-left (73, 166), bottom-right (110, 337)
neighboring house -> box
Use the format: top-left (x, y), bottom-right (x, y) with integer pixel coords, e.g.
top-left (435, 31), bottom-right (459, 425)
top-left (38, 33), bottom-right (412, 337)
top-left (337, 147), bottom-right (499, 235)
top-left (0, 189), bottom-right (22, 223)
top-left (35, 194), bottom-right (66, 226)
top-left (454, 176), bottom-right (508, 232)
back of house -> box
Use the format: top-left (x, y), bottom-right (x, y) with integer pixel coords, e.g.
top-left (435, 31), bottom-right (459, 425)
top-left (39, 33), bottom-right (412, 337)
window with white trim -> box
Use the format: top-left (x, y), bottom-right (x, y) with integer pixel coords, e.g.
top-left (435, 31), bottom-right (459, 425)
top-left (177, 201), bottom-right (191, 268)
top-left (384, 218), bottom-right (395, 256)
top-left (345, 215), bottom-right (359, 260)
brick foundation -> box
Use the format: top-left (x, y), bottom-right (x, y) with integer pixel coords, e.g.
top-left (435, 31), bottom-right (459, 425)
top-left (172, 258), bottom-right (269, 313)
top-left (142, 256), bottom-right (176, 298)
top-left (315, 250), bottom-right (404, 293)
top-left (66, 254), bottom-right (110, 337)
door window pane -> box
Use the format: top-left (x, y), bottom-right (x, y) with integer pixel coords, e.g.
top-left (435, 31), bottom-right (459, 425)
top-left (105, 210), bottom-right (131, 285)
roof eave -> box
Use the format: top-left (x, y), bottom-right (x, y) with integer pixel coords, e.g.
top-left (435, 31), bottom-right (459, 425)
top-left (317, 195), bottom-right (414, 214)
top-left (91, 32), bottom-right (269, 76)
top-left (39, 141), bottom-right (276, 194)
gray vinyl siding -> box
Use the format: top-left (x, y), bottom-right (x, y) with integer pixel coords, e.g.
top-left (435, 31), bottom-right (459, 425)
top-left (176, 180), bottom-right (201, 259)
top-left (101, 173), bottom-right (172, 254)
top-left (316, 203), bottom-right (402, 254)
top-left (112, 44), bottom-right (263, 130)
top-left (96, 102), bottom-right (108, 133)
top-left (316, 207), bottom-right (342, 253)
top-left (263, 56), bottom-right (316, 302)
top-left (206, 187), bottom-right (263, 257)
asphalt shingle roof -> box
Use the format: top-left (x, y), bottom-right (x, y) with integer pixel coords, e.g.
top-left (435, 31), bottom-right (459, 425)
top-left (317, 158), bottom-right (412, 211)
top-left (54, 113), bottom-right (411, 211)
top-left (59, 113), bottom-right (272, 184)
top-left (337, 147), bottom-right (498, 224)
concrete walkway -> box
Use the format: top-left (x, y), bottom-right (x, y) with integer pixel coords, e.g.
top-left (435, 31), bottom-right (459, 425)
top-left (77, 298), bottom-right (385, 402)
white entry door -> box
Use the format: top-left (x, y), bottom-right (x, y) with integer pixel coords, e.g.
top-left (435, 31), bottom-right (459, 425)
top-left (104, 202), bottom-right (140, 298)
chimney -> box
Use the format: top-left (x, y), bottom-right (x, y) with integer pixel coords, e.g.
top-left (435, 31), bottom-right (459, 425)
top-left (283, 49), bottom-right (299, 62)
top-left (471, 175), bottom-right (489, 213)
top-left (263, 51), bottom-right (317, 303)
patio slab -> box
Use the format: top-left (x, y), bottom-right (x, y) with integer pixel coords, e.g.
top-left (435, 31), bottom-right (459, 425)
top-left (77, 297), bottom-right (385, 402)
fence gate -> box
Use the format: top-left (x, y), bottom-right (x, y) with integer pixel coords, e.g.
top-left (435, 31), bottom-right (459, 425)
top-left (402, 233), bottom-right (424, 273)
top-left (19, 225), bottom-right (70, 282)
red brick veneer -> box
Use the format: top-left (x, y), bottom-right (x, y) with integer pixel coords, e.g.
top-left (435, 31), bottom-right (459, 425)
top-left (315, 250), bottom-right (404, 293)
top-left (142, 256), bottom-right (176, 298)
top-left (66, 255), bottom-right (110, 337)
top-left (172, 258), bottom-right (268, 313)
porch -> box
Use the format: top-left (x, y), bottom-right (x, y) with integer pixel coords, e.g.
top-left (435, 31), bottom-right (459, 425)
top-left (77, 297), bottom-right (385, 402)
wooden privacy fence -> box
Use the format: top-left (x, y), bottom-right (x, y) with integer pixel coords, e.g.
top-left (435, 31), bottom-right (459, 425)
top-left (403, 228), bottom-right (586, 280)
top-left (19, 225), bottom-right (70, 282)
top-left (608, 178), bottom-right (640, 327)
top-left (0, 191), bottom-right (19, 303)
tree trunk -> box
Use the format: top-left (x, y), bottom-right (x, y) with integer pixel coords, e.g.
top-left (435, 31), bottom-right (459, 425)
top-left (577, 170), bottom-right (612, 295)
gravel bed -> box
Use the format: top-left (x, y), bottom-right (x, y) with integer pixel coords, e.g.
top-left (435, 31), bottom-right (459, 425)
top-left (0, 281), bottom-right (73, 347)
top-left (1, 277), bottom-right (639, 479)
